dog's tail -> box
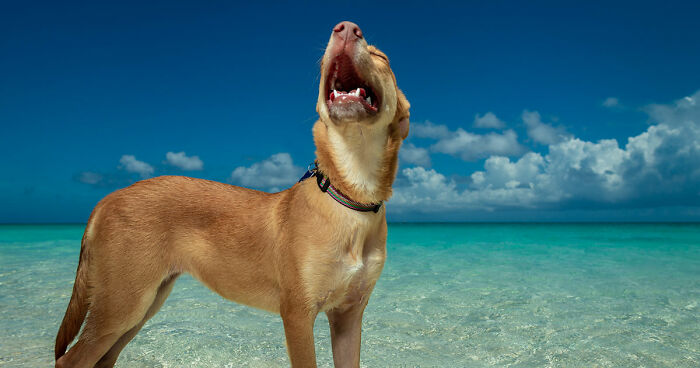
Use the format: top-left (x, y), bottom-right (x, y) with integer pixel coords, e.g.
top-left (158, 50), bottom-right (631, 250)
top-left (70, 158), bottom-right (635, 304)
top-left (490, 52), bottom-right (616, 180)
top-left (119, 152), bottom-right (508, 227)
top-left (54, 215), bottom-right (94, 361)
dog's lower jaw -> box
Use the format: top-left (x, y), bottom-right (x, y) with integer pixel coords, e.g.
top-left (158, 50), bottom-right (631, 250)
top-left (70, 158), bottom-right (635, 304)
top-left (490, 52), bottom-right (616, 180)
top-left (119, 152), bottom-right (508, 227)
top-left (328, 104), bottom-right (373, 122)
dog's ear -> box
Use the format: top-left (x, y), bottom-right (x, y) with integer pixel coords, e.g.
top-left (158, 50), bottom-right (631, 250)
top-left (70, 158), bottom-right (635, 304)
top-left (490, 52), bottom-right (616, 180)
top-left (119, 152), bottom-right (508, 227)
top-left (393, 88), bottom-right (411, 140)
top-left (398, 117), bottom-right (409, 140)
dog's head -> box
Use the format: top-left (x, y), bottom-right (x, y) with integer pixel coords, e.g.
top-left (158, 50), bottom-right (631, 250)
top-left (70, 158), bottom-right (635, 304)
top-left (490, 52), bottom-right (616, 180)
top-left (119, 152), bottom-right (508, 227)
top-left (317, 21), bottom-right (410, 139)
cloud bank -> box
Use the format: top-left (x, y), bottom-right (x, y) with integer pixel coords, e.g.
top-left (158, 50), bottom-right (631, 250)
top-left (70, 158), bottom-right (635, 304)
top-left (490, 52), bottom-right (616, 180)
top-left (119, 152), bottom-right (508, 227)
top-left (392, 91), bottom-right (700, 216)
top-left (73, 91), bottom-right (699, 221)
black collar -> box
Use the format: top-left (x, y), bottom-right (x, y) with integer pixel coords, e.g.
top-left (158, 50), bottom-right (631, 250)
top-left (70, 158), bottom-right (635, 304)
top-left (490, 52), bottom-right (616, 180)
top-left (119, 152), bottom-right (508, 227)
top-left (298, 162), bottom-right (382, 213)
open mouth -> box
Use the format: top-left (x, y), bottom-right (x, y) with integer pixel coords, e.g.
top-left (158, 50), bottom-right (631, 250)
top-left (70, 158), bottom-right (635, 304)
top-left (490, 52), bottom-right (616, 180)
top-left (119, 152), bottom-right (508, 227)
top-left (325, 53), bottom-right (379, 115)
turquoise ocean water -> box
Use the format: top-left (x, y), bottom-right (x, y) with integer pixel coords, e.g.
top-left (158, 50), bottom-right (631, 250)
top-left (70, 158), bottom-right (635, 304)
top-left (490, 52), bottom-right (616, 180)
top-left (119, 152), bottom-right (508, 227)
top-left (1, 223), bottom-right (698, 367)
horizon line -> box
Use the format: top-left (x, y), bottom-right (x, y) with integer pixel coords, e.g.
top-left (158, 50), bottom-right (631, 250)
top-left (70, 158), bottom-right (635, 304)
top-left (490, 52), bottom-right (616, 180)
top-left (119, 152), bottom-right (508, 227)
top-left (1, 221), bottom-right (699, 226)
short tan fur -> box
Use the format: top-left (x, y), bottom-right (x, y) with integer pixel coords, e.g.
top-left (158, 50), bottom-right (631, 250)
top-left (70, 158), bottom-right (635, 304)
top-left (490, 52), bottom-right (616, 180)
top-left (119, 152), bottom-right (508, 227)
top-left (55, 21), bottom-right (409, 368)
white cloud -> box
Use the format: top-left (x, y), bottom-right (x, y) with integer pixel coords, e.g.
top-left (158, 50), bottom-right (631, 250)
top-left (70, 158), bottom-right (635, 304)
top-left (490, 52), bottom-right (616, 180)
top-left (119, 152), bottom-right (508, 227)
top-left (230, 153), bottom-right (302, 191)
top-left (473, 112), bottom-right (506, 129)
top-left (166, 151), bottom-right (203, 171)
top-left (522, 110), bottom-right (571, 145)
top-left (470, 153), bottom-right (544, 191)
top-left (409, 121), bottom-right (527, 161)
top-left (119, 155), bottom-right (154, 178)
top-left (391, 90), bottom-right (700, 214)
top-left (431, 128), bottom-right (527, 161)
top-left (76, 171), bottom-right (103, 185)
top-left (411, 121), bottom-right (450, 139)
top-left (391, 165), bottom-right (542, 211)
top-left (400, 143), bottom-right (431, 167)
top-left (391, 167), bottom-right (459, 209)
top-left (603, 97), bottom-right (620, 107)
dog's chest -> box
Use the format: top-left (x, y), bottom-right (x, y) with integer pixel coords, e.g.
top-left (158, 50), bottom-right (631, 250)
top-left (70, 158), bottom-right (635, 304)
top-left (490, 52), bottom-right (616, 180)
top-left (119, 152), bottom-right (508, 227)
top-left (316, 228), bottom-right (386, 312)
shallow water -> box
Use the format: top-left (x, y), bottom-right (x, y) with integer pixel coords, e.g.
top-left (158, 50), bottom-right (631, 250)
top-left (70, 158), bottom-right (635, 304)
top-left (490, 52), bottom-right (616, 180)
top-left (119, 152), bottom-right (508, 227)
top-left (1, 223), bottom-right (698, 367)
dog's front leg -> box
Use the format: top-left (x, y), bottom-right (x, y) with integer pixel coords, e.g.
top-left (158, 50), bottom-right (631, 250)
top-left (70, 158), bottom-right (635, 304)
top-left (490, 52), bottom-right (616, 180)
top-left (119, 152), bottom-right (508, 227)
top-left (281, 301), bottom-right (318, 368)
top-left (326, 301), bottom-right (367, 368)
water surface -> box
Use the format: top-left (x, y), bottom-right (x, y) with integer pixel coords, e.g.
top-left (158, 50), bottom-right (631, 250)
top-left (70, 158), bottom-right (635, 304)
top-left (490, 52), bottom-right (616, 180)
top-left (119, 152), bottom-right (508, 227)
top-left (1, 223), bottom-right (698, 367)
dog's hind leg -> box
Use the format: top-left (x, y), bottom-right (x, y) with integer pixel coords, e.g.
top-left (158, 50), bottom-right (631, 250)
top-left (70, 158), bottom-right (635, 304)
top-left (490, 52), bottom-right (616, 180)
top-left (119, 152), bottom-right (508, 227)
top-left (55, 274), bottom-right (166, 368)
top-left (95, 274), bottom-right (180, 368)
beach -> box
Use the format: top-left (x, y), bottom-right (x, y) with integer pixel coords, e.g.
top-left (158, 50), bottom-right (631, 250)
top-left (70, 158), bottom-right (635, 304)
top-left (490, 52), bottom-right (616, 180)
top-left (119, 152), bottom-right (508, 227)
top-left (1, 223), bottom-right (698, 367)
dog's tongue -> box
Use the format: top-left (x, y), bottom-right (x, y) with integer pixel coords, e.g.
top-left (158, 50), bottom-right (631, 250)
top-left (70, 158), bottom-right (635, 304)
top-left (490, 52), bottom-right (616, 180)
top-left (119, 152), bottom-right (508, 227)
top-left (329, 88), bottom-right (367, 103)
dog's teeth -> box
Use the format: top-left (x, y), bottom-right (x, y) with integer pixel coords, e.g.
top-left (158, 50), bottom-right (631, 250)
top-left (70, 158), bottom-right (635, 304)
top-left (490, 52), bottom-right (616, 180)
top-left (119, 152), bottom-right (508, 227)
top-left (351, 89), bottom-right (360, 97)
top-left (366, 96), bottom-right (371, 105)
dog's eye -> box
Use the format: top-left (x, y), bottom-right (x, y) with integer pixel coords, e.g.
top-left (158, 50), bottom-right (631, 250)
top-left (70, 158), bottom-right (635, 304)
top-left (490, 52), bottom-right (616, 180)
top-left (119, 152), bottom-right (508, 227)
top-left (370, 51), bottom-right (389, 64)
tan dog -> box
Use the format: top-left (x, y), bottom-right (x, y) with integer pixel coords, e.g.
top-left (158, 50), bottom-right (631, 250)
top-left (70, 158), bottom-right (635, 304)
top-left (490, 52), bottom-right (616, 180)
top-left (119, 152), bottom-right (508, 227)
top-left (55, 21), bottom-right (410, 368)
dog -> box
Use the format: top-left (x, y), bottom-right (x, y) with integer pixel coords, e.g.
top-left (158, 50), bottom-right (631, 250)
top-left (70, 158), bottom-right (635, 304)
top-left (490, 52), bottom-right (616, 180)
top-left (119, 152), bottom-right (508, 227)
top-left (55, 21), bottom-right (410, 368)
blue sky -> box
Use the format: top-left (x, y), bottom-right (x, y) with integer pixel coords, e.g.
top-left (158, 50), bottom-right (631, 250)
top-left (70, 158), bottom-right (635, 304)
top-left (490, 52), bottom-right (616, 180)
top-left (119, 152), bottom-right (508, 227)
top-left (2, 1), bottom-right (700, 222)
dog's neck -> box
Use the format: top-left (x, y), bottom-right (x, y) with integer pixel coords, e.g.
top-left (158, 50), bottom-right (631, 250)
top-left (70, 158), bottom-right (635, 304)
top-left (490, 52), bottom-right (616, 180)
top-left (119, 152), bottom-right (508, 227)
top-left (313, 120), bottom-right (401, 205)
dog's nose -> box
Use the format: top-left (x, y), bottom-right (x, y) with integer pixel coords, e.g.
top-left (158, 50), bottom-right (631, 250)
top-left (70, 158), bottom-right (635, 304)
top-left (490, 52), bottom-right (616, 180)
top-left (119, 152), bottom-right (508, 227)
top-left (333, 21), bottom-right (363, 40)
